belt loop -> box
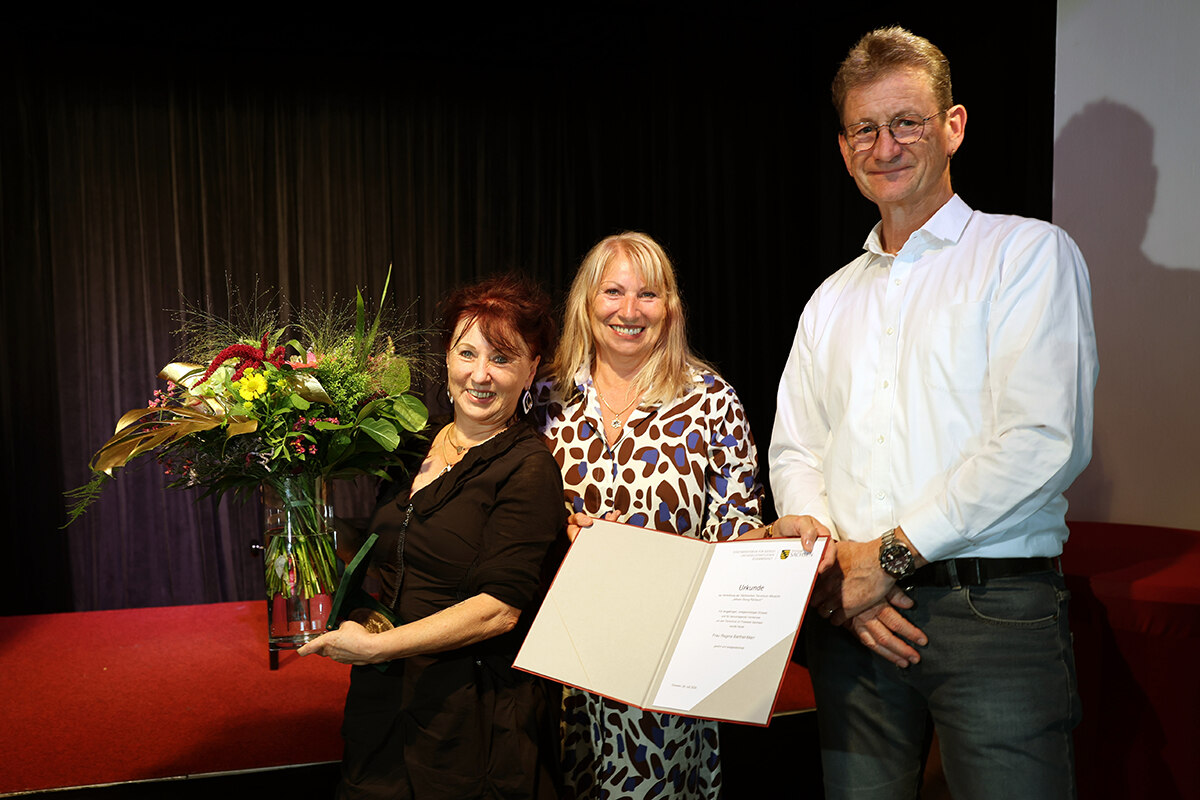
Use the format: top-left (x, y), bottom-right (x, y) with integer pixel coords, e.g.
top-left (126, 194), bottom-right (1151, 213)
top-left (946, 558), bottom-right (962, 590)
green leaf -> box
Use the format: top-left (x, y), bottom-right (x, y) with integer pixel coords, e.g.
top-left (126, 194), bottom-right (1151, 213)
top-left (354, 286), bottom-right (367, 365)
top-left (289, 393), bottom-right (311, 411)
top-left (393, 394), bottom-right (429, 433)
top-left (356, 397), bottom-right (385, 423)
top-left (359, 418), bottom-right (400, 451)
top-left (61, 472), bottom-right (113, 528)
top-left (380, 357), bottom-right (411, 395)
top-left (328, 431), bottom-right (353, 463)
top-left (364, 265), bottom-right (391, 362)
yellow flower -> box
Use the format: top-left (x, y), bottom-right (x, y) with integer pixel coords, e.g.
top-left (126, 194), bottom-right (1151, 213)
top-left (237, 369), bottom-right (268, 401)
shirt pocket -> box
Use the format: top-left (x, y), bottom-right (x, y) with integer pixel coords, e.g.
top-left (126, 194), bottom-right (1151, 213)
top-left (919, 301), bottom-right (990, 393)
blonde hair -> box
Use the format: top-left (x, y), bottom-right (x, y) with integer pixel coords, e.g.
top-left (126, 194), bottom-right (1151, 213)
top-left (832, 26), bottom-right (953, 122)
top-left (550, 231), bottom-right (713, 405)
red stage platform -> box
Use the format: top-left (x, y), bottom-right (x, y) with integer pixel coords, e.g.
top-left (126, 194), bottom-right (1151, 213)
top-left (19, 520), bottom-right (1190, 800)
top-left (0, 597), bottom-right (814, 797)
top-left (1064, 521), bottom-right (1200, 799)
top-left (0, 601), bottom-right (350, 796)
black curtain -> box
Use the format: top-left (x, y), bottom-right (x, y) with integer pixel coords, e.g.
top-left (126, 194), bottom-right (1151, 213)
top-left (1, 7), bottom-right (1055, 614)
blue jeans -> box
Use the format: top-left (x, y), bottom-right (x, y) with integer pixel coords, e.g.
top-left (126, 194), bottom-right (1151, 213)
top-left (806, 571), bottom-right (1080, 800)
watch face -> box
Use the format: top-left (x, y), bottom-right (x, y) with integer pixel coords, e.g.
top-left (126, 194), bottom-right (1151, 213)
top-left (880, 543), bottom-right (913, 577)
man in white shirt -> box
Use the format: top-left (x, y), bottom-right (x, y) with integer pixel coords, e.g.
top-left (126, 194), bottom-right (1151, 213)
top-left (769, 27), bottom-right (1097, 800)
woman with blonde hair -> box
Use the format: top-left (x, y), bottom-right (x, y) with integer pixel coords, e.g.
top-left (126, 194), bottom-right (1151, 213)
top-left (536, 231), bottom-right (830, 799)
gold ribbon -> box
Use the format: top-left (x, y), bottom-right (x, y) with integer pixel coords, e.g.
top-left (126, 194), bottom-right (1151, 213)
top-left (91, 405), bottom-right (226, 475)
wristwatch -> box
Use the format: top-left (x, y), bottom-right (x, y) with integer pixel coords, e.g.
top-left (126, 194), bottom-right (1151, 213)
top-left (879, 528), bottom-right (915, 580)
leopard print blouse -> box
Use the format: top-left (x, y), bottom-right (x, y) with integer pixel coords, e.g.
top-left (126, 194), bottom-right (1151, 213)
top-left (536, 366), bottom-right (764, 799)
top-left (536, 367), bottom-right (763, 543)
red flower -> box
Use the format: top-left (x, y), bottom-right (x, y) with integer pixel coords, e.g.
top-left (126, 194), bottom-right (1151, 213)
top-left (194, 335), bottom-right (290, 387)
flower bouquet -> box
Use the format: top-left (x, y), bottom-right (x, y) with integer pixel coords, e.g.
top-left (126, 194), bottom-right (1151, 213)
top-left (67, 269), bottom-right (429, 648)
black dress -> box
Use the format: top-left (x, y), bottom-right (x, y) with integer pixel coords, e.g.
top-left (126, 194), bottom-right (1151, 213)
top-left (337, 422), bottom-right (566, 800)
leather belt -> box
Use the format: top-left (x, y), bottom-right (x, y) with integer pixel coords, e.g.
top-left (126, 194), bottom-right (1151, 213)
top-left (905, 557), bottom-right (1058, 588)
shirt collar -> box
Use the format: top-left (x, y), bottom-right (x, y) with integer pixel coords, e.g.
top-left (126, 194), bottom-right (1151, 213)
top-left (570, 362), bottom-right (705, 409)
top-left (863, 194), bottom-right (973, 258)
top-left (570, 363), bottom-right (594, 397)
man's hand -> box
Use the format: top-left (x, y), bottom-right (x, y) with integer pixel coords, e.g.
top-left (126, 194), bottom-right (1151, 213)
top-left (764, 515), bottom-right (838, 574)
top-left (832, 538), bottom-right (898, 620)
top-left (810, 538), bottom-right (894, 622)
top-left (810, 527), bottom-right (926, 623)
top-left (844, 587), bottom-right (928, 667)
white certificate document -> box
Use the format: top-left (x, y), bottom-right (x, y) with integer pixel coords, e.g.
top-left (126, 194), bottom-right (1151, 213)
top-left (514, 520), bottom-right (826, 725)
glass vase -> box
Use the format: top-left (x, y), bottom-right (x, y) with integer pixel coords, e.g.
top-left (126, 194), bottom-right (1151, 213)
top-left (261, 474), bottom-right (339, 653)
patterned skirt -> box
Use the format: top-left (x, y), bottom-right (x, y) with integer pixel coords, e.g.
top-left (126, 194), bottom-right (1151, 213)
top-left (561, 688), bottom-right (721, 799)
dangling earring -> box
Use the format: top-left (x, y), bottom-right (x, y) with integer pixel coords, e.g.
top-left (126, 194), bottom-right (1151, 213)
top-left (521, 388), bottom-right (534, 415)
top-left (446, 387), bottom-right (453, 406)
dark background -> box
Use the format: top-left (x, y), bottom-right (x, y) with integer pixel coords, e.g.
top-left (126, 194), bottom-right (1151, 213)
top-left (1, 5), bottom-right (1056, 615)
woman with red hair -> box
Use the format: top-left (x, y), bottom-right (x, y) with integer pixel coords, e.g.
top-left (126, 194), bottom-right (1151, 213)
top-left (303, 274), bottom-right (564, 799)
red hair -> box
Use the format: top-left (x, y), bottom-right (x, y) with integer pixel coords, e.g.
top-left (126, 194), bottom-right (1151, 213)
top-left (440, 274), bottom-right (556, 364)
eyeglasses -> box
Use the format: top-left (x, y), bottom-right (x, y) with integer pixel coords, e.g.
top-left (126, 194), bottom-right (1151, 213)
top-left (842, 111), bottom-right (947, 152)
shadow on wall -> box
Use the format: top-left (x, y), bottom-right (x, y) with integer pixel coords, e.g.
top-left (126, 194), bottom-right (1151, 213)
top-left (1055, 100), bottom-right (1200, 529)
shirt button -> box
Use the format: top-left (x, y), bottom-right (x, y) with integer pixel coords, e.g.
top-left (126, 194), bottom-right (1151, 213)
top-left (877, 435), bottom-right (885, 444)
top-left (882, 380), bottom-right (890, 389)
top-left (886, 327), bottom-right (895, 335)
top-left (876, 491), bottom-right (886, 500)
top-left (894, 279), bottom-right (902, 286)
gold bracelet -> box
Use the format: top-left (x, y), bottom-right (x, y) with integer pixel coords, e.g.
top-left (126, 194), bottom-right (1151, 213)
top-left (764, 521), bottom-right (774, 539)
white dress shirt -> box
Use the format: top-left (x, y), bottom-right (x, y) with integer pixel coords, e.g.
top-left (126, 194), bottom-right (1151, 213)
top-left (769, 195), bottom-right (1097, 561)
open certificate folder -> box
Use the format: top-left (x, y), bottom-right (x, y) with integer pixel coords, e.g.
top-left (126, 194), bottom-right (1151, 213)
top-left (514, 520), bottom-right (827, 726)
